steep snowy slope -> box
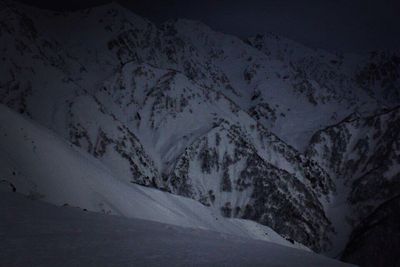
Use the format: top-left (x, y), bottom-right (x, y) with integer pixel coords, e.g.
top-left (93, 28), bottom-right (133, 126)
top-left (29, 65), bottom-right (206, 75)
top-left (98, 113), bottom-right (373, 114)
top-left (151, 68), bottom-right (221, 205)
top-left (249, 32), bottom-right (400, 260)
top-left (0, 193), bottom-right (354, 267)
top-left (247, 34), bottom-right (400, 113)
top-left (169, 120), bottom-right (333, 250)
top-left (97, 61), bottom-right (335, 250)
top-left (245, 34), bottom-right (380, 149)
top-left (307, 106), bottom-right (400, 221)
top-left (0, 0), bottom-right (339, 251)
top-left (0, 104), bottom-right (308, 249)
top-left (152, 21), bottom-right (376, 150)
top-left (306, 106), bottom-right (400, 257)
top-left (0, 1), bottom-right (161, 188)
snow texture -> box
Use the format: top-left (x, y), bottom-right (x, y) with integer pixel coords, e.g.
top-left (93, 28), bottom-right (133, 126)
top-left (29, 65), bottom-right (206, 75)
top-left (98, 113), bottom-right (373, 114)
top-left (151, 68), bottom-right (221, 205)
top-left (0, 192), bottom-right (355, 267)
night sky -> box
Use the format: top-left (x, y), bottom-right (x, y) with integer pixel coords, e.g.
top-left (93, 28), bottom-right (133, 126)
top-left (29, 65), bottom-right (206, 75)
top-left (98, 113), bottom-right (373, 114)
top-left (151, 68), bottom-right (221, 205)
top-left (17, 0), bottom-right (400, 53)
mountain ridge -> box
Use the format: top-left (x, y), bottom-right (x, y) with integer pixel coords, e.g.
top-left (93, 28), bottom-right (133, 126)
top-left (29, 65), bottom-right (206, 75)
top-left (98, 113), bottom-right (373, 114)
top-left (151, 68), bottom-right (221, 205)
top-left (0, 1), bottom-right (399, 264)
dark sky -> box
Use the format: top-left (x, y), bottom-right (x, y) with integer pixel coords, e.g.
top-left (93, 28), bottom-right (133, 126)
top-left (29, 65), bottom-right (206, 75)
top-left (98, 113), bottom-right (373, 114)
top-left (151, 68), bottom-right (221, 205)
top-left (18, 0), bottom-right (400, 53)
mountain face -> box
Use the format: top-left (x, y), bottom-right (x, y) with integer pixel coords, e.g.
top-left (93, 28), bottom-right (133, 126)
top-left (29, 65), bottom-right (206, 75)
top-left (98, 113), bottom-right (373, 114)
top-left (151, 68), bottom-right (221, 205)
top-left (0, 103), bottom-right (311, 251)
top-left (306, 105), bottom-right (400, 257)
top-left (0, 0), bottom-right (398, 261)
top-left (169, 120), bottom-right (333, 250)
top-left (307, 106), bottom-right (400, 222)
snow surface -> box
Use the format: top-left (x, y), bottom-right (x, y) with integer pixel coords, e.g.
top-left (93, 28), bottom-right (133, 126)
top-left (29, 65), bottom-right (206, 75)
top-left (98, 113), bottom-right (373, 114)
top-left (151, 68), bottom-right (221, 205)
top-left (0, 192), bottom-right (355, 267)
top-left (0, 104), bottom-right (305, 249)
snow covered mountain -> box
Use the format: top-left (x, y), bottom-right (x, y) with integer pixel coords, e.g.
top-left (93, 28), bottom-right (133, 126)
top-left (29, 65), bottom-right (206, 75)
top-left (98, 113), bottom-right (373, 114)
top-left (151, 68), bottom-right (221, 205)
top-left (0, 0), bottom-right (399, 265)
top-left (0, 104), bottom-right (310, 249)
top-left (307, 105), bottom-right (400, 261)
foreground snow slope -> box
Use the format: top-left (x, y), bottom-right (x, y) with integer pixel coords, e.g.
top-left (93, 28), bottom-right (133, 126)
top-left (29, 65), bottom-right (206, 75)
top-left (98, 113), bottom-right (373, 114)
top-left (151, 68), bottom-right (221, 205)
top-left (0, 193), bottom-right (354, 267)
top-left (0, 104), bottom-right (306, 249)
